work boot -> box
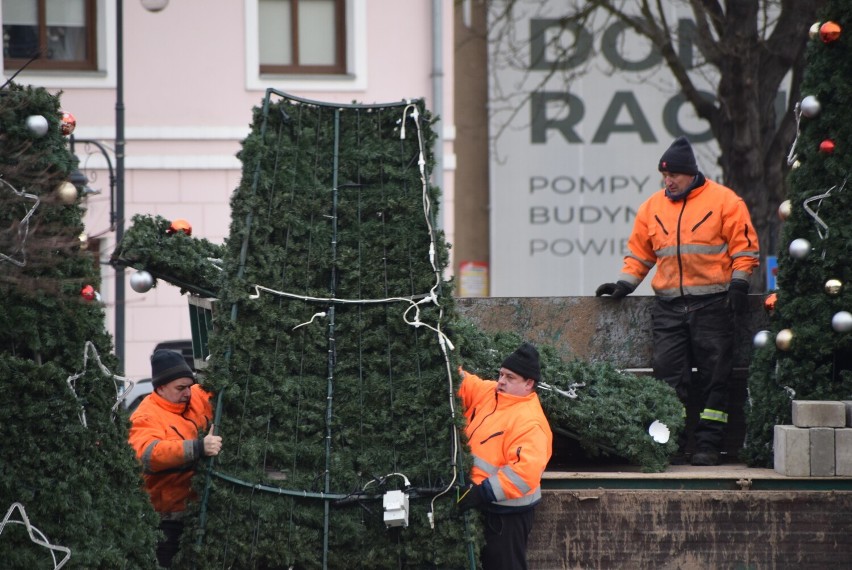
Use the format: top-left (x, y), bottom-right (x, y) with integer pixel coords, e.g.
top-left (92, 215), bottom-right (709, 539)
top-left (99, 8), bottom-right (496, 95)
top-left (691, 449), bottom-right (720, 466)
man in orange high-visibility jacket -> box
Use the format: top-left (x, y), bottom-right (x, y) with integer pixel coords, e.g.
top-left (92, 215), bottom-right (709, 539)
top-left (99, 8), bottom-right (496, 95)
top-left (597, 136), bottom-right (759, 467)
top-left (456, 343), bottom-right (553, 570)
top-left (129, 349), bottom-right (223, 568)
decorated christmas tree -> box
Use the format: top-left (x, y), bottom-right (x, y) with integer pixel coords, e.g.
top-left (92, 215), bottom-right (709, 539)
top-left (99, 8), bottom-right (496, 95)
top-left (114, 91), bottom-right (682, 568)
top-left (0, 84), bottom-right (159, 567)
top-left (744, 8), bottom-right (852, 466)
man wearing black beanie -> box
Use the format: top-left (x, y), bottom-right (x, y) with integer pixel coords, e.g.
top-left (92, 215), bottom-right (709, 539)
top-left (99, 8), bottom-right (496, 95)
top-left (596, 136), bottom-right (760, 467)
top-left (456, 343), bottom-right (552, 570)
top-left (129, 349), bottom-right (223, 567)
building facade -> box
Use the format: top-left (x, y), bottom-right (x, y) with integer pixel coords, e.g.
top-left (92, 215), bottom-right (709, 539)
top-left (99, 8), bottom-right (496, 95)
top-left (2, 0), bottom-right (456, 380)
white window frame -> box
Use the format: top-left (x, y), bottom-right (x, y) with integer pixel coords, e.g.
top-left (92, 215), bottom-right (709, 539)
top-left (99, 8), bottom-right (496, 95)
top-left (245, 0), bottom-right (367, 92)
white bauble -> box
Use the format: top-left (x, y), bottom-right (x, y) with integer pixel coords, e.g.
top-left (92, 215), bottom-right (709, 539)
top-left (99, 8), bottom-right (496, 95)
top-left (26, 115), bottom-right (49, 137)
top-left (831, 311), bottom-right (852, 333)
top-left (753, 330), bottom-right (771, 348)
top-left (788, 238), bottom-right (811, 259)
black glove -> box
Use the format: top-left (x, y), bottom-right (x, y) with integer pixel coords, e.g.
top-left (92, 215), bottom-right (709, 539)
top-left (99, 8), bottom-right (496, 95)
top-left (456, 483), bottom-right (486, 512)
top-left (727, 279), bottom-right (750, 315)
top-left (595, 280), bottom-right (634, 298)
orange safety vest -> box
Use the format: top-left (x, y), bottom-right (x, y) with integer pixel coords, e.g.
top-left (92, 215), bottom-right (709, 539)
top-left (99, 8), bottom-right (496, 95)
top-left (458, 370), bottom-right (552, 508)
top-left (619, 178), bottom-right (759, 298)
top-left (128, 383), bottom-right (213, 513)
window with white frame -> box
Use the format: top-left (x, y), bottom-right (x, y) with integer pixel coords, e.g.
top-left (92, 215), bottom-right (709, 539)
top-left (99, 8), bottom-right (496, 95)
top-left (2, 0), bottom-right (97, 71)
top-left (258, 0), bottom-right (346, 75)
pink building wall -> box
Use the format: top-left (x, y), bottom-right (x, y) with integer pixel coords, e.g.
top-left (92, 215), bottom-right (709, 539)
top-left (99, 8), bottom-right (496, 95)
top-left (3, 0), bottom-right (455, 380)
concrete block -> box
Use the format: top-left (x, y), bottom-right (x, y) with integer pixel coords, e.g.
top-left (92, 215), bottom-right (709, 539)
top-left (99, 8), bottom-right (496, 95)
top-left (843, 401), bottom-right (852, 427)
top-left (792, 400), bottom-right (846, 428)
top-left (774, 425), bottom-right (810, 477)
top-left (837, 429), bottom-right (852, 477)
top-left (810, 428), bottom-right (835, 477)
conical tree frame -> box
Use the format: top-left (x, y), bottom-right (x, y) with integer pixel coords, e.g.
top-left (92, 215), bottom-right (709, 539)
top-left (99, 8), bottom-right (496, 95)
top-left (181, 91), bottom-right (479, 569)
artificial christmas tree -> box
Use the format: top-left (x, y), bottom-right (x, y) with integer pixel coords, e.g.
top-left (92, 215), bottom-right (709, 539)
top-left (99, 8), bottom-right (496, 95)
top-left (744, 6), bottom-right (852, 467)
top-left (0, 84), bottom-right (159, 567)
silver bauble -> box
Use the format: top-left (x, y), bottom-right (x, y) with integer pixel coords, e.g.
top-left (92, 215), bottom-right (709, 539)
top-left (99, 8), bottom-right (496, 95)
top-left (832, 311), bottom-right (852, 333)
top-left (776, 329), bottom-right (794, 351)
top-left (789, 238), bottom-right (811, 259)
top-left (130, 270), bottom-right (155, 293)
top-left (825, 279), bottom-right (842, 296)
top-left (778, 200), bottom-right (792, 221)
top-left (801, 95), bottom-right (821, 118)
top-left (26, 115), bottom-right (49, 137)
top-left (753, 330), bottom-right (771, 348)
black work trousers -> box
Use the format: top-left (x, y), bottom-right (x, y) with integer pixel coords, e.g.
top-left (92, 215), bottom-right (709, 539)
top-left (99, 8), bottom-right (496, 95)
top-left (480, 508), bottom-right (536, 570)
top-left (651, 295), bottom-right (734, 453)
top-left (156, 519), bottom-right (184, 568)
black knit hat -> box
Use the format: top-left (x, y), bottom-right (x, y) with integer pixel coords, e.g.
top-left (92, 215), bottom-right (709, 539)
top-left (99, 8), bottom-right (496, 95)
top-left (501, 342), bottom-right (541, 382)
top-left (151, 349), bottom-right (195, 388)
top-left (658, 136), bottom-right (698, 176)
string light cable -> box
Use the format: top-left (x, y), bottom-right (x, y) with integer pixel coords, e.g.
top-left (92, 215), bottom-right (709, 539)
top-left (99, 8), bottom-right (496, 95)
top-left (0, 502), bottom-right (70, 569)
top-left (0, 177), bottom-right (41, 267)
top-left (66, 341), bottom-right (138, 427)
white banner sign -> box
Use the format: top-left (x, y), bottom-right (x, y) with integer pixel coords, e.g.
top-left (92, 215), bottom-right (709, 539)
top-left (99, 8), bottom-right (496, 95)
top-left (487, 3), bottom-right (728, 296)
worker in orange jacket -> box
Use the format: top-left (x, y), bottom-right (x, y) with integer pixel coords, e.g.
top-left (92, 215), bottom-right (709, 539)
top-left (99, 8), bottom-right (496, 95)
top-left (129, 349), bottom-right (222, 568)
top-left (597, 136), bottom-right (759, 467)
top-left (456, 342), bottom-right (552, 570)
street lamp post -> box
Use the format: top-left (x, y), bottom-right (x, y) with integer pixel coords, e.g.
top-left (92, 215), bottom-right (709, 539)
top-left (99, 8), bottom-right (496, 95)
top-left (115, 0), bottom-right (126, 370)
top-left (114, 0), bottom-right (168, 369)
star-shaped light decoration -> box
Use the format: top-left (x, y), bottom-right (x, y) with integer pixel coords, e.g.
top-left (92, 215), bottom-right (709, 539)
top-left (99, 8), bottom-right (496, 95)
top-left (802, 177), bottom-right (847, 254)
top-left (0, 502), bottom-right (71, 569)
top-left (66, 341), bottom-right (138, 427)
top-left (0, 177), bottom-right (41, 267)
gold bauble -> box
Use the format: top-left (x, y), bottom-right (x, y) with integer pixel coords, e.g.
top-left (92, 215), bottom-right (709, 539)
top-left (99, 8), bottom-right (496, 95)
top-left (825, 279), bottom-right (842, 296)
top-left (809, 22), bottom-right (821, 40)
top-left (776, 329), bottom-right (794, 351)
top-left (778, 200), bottom-right (792, 221)
top-left (56, 181), bottom-right (78, 205)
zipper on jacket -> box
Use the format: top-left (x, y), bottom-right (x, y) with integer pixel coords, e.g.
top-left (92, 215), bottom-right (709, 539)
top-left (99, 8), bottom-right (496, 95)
top-left (468, 393), bottom-right (499, 440)
top-left (479, 431), bottom-right (505, 445)
top-left (676, 198), bottom-right (688, 296)
top-left (170, 426), bottom-right (186, 440)
top-left (654, 215), bottom-right (669, 235)
top-left (514, 446), bottom-right (522, 464)
top-left (691, 211), bottom-right (712, 232)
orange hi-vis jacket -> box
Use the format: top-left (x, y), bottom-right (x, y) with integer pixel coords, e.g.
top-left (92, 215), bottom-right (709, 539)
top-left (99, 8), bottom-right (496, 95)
top-left (620, 177), bottom-right (759, 298)
top-left (128, 384), bottom-right (213, 513)
top-left (458, 370), bottom-right (552, 510)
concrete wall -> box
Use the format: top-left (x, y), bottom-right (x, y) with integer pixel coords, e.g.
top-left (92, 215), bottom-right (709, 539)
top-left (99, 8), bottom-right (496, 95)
top-left (455, 295), bottom-right (767, 369)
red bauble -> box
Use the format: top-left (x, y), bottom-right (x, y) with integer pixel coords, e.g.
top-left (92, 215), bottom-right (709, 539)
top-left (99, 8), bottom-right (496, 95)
top-left (819, 139), bottom-right (835, 154)
top-left (763, 292), bottom-right (777, 313)
top-left (81, 284), bottom-right (96, 301)
top-left (167, 218), bottom-right (192, 236)
top-left (60, 111), bottom-right (76, 136)
top-left (820, 21), bottom-right (842, 43)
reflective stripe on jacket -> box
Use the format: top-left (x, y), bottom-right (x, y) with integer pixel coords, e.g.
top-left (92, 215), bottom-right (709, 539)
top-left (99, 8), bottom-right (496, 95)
top-left (458, 370), bottom-right (552, 510)
top-left (619, 177), bottom-right (759, 298)
top-left (128, 383), bottom-right (213, 513)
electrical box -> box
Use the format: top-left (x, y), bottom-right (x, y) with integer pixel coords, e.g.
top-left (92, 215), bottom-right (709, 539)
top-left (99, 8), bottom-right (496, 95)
top-left (382, 490), bottom-right (409, 528)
